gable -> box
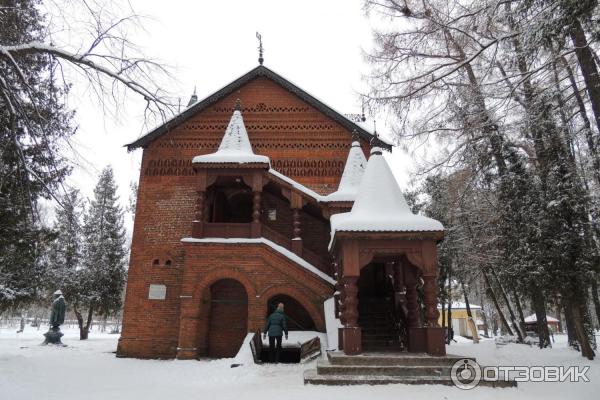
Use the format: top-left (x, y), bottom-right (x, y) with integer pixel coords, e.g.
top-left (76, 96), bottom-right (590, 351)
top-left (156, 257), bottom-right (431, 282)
top-left (127, 65), bottom-right (390, 152)
top-left (139, 72), bottom-right (379, 193)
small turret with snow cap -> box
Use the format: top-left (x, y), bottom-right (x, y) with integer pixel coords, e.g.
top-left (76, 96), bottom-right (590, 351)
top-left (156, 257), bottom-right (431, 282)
top-left (192, 99), bottom-right (270, 166)
top-left (329, 132), bottom-right (444, 246)
top-left (323, 129), bottom-right (368, 202)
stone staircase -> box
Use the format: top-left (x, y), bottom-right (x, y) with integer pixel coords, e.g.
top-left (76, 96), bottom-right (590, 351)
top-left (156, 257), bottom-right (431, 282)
top-left (303, 352), bottom-right (516, 387)
top-left (358, 297), bottom-right (404, 352)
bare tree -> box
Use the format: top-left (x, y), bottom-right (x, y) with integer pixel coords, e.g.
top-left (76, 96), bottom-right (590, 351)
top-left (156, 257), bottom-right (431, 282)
top-left (0, 0), bottom-right (175, 313)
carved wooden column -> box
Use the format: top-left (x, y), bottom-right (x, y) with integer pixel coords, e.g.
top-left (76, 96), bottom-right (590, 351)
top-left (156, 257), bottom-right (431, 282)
top-left (290, 192), bottom-right (303, 255)
top-left (343, 277), bottom-right (359, 327)
top-left (192, 190), bottom-right (205, 238)
top-left (333, 260), bottom-right (346, 350)
top-left (404, 268), bottom-right (420, 328)
top-left (251, 190), bottom-right (261, 238)
top-left (333, 261), bottom-right (342, 317)
top-left (291, 208), bottom-right (303, 255)
top-left (249, 171), bottom-right (263, 238)
top-left (423, 275), bottom-right (440, 327)
top-left (341, 276), bottom-right (361, 355)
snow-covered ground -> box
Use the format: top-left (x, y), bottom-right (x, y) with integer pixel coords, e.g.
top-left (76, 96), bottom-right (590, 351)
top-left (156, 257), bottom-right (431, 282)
top-left (1, 327), bottom-right (598, 400)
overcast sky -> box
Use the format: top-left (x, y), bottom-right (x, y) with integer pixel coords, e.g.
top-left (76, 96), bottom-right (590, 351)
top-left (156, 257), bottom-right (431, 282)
top-left (60, 0), bottom-right (410, 232)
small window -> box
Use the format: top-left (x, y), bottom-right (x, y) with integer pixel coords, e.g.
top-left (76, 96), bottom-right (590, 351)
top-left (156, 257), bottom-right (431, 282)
top-left (165, 260), bottom-right (172, 267)
top-left (152, 259), bottom-right (160, 266)
top-left (267, 209), bottom-right (277, 221)
top-left (148, 284), bottom-right (166, 300)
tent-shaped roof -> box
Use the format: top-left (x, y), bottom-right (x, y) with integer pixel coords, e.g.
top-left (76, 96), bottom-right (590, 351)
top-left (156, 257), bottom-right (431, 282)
top-left (323, 139), bottom-right (367, 202)
top-left (330, 146), bottom-right (444, 238)
top-left (192, 106), bottom-right (269, 165)
top-left (125, 65), bottom-right (392, 151)
top-left (437, 302), bottom-right (481, 310)
top-left (524, 314), bottom-right (559, 323)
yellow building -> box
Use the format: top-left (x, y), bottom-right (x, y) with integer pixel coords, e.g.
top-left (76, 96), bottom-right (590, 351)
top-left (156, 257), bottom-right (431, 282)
top-left (438, 302), bottom-right (481, 337)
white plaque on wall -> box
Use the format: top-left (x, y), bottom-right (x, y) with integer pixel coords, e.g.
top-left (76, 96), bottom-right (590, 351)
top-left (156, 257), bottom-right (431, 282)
top-left (148, 284), bottom-right (166, 300)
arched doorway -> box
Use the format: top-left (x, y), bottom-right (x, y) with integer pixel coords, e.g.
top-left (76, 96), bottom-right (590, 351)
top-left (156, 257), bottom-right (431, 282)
top-left (207, 279), bottom-right (248, 357)
top-left (266, 294), bottom-right (316, 331)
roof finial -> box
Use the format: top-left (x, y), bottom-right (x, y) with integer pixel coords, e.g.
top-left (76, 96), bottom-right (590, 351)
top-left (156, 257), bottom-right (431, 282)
top-left (361, 102), bottom-right (366, 122)
top-left (187, 86), bottom-right (198, 107)
top-left (256, 32), bottom-right (264, 65)
top-left (234, 98), bottom-right (242, 111)
top-left (370, 122), bottom-right (382, 155)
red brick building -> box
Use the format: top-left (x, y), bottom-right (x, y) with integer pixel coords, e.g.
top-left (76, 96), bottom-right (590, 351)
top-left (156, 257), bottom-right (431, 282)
top-left (117, 64), bottom-right (445, 360)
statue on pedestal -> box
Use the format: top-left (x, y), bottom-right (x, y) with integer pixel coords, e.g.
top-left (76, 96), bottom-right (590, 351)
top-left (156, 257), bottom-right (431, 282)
top-left (42, 290), bottom-right (66, 346)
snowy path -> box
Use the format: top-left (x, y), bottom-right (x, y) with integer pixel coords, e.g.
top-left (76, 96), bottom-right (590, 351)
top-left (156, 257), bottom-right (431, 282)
top-left (1, 328), bottom-right (598, 400)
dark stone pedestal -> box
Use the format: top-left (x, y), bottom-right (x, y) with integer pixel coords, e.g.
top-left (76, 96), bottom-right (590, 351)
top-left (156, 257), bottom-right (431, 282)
top-left (408, 327), bottom-right (426, 353)
top-left (424, 327), bottom-right (446, 356)
top-left (42, 326), bottom-right (66, 346)
top-left (408, 327), bottom-right (446, 355)
top-left (342, 327), bottom-right (361, 355)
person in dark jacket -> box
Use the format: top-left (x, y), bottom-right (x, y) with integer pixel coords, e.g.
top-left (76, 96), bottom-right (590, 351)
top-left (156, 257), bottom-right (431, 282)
top-left (263, 303), bottom-right (288, 363)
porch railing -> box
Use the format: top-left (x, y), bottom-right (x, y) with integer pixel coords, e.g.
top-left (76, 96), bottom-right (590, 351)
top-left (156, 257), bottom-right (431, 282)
top-left (202, 222), bottom-right (252, 238)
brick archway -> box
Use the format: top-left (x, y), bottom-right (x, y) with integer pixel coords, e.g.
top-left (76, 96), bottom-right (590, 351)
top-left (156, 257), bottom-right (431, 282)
top-left (260, 285), bottom-right (325, 331)
top-left (266, 294), bottom-right (316, 331)
top-left (178, 269), bottom-right (259, 359)
top-left (193, 268), bottom-right (258, 301)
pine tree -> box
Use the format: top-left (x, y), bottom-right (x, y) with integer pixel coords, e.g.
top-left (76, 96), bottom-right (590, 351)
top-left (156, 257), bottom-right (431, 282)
top-left (47, 189), bottom-right (84, 309)
top-left (76, 167), bottom-right (127, 340)
top-left (49, 190), bottom-right (83, 280)
top-left (0, 0), bottom-right (74, 314)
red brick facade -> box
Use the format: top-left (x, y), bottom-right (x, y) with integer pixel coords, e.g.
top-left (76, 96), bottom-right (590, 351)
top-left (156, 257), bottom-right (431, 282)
top-left (117, 71), bottom-right (368, 359)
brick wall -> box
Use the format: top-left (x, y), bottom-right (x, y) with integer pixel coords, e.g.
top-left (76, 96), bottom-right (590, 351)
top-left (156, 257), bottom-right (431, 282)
top-left (174, 242), bottom-right (333, 359)
top-left (118, 75), bottom-right (360, 359)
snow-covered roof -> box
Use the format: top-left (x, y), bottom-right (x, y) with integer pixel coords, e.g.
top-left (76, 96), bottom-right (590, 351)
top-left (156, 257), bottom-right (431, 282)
top-left (330, 147), bottom-right (444, 241)
top-left (180, 237), bottom-right (335, 285)
top-left (524, 314), bottom-right (559, 323)
top-left (322, 141), bottom-right (367, 202)
top-left (192, 108), bottom-right (270, 165)
top-left (267, 169), bottom-right (323, 200)
top-left (437, 302), bottom-right (481, 310)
